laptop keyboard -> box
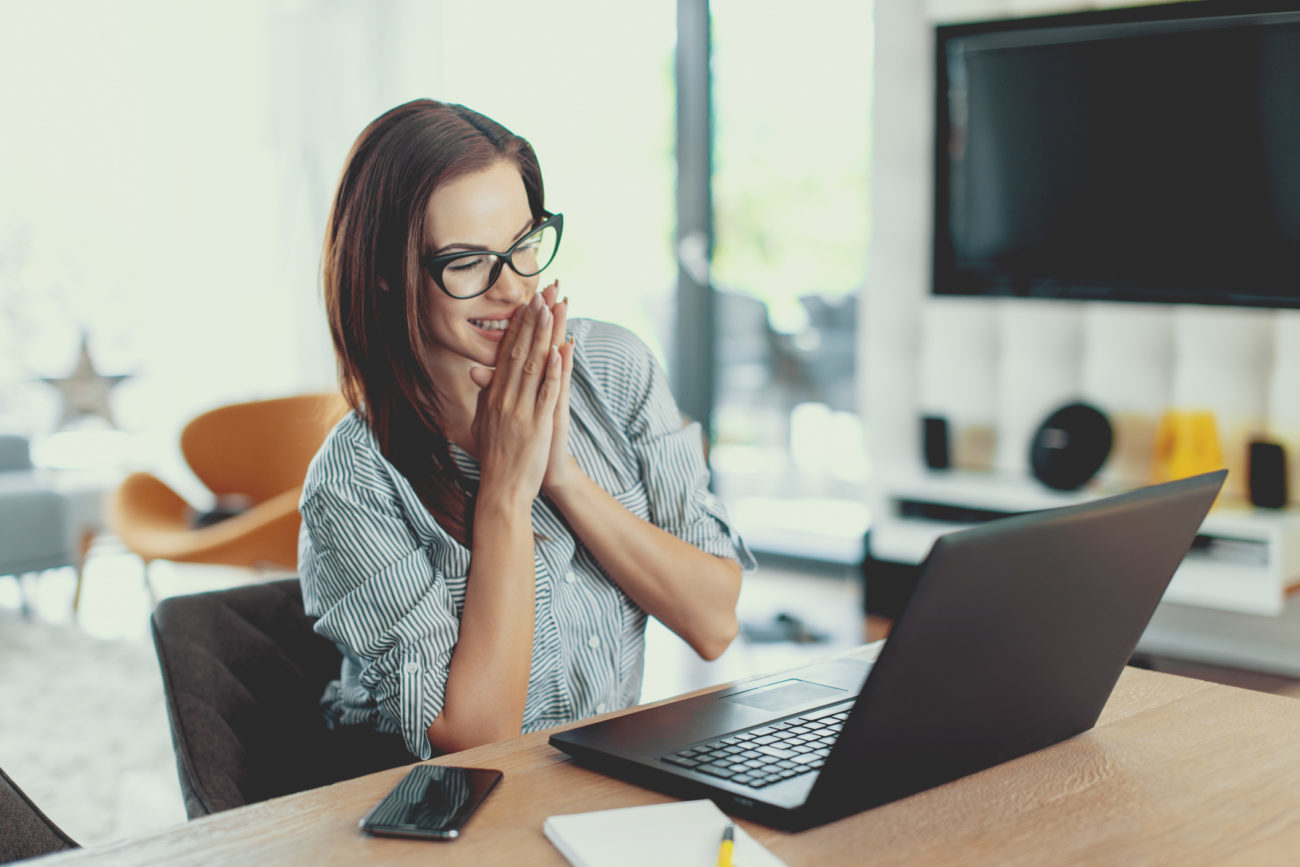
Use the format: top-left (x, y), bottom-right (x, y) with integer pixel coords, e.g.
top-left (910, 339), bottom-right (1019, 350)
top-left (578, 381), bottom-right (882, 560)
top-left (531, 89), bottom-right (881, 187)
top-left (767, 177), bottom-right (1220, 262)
top-left (660, 702), bottom-right (852, 789)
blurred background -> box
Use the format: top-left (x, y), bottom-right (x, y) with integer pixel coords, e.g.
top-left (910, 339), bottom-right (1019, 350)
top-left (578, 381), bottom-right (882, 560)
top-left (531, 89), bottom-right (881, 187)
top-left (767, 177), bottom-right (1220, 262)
top-left (0, 0), bottom-right (872, 551)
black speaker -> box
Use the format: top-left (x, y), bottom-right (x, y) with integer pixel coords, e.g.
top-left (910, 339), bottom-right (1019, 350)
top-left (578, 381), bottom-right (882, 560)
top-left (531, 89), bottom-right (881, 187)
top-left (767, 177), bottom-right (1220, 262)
top-left (922, 416), bottom-right (950, 470)
top-left (1029, 402), bottom-right (1112, 491)
top-left (1248, 440), bottom-right (1288, 509)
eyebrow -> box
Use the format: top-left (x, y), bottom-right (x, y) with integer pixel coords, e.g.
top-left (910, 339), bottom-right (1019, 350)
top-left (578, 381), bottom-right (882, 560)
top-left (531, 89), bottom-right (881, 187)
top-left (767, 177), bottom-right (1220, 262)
top-left (430, 217), bottom-right (535, 257)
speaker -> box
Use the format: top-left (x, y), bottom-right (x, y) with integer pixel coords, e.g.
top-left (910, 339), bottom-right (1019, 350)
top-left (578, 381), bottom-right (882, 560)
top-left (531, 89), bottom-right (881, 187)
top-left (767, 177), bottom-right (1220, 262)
top-left (1029, 402), bottom-right (1113, 491)
top-left (1248, 440), bottom-right (1288, 508)
top-left (922, 416), bottom-right (950, 470)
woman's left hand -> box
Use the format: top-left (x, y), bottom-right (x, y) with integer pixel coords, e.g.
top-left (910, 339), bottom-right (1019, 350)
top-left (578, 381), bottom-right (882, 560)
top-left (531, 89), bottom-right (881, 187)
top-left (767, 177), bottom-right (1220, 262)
top-left (540, 281), bottom-right (578, 494)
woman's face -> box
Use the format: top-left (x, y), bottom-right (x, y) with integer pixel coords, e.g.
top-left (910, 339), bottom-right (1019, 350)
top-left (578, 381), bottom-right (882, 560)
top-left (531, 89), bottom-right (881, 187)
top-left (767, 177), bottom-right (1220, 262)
top-left (421, 159), bottom-right (540, 372)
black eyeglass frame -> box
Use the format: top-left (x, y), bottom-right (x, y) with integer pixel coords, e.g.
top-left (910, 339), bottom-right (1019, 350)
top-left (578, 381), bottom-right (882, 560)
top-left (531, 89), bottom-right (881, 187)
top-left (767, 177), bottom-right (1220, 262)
top-left (421, 212), bottom-right (564, 299)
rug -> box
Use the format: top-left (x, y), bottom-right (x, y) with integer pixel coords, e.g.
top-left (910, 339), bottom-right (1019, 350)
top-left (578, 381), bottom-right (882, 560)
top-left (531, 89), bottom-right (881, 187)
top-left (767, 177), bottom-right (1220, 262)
top-left (0, 608), bottom-right (186, 846)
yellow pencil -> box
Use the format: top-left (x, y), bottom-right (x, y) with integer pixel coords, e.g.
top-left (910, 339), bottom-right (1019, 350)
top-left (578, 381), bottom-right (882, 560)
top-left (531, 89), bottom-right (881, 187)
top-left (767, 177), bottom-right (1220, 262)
top-left (716, 820), bottom-right (735, 867)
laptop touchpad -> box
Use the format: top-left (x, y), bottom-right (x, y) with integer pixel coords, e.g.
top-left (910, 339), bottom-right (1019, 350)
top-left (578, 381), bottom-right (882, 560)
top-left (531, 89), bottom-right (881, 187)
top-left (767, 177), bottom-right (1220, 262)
top-left (723, 679), bottom-right (845, 711)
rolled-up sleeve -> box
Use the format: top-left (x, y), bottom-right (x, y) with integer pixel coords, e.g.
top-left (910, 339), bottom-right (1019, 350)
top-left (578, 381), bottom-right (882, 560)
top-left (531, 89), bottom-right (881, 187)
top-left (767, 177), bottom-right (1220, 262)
top-left (624, 348), bottom-right (757, 571)
top-left (300, 481), bottom-right (461, 760)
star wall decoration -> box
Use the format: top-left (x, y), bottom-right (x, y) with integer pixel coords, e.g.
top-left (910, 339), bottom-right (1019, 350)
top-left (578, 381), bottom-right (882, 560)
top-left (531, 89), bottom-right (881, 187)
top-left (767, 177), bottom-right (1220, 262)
top-left (40, 333), bottom-right (131, 429)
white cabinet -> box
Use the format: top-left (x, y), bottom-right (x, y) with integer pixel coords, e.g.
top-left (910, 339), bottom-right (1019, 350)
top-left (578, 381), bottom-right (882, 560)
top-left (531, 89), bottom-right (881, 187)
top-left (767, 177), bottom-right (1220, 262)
top-left (870, 469), bottom-right (1300, 675)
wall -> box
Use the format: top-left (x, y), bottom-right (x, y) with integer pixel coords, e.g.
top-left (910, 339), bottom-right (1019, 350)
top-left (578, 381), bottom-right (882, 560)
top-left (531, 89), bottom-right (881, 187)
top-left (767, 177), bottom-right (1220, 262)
top-left (862, 0), bottom-right (1300, 503)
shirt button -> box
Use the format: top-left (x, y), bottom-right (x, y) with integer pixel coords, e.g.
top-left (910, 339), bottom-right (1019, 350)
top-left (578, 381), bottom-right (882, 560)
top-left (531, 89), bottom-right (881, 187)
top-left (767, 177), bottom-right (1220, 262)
top-left (403, 661), bottom-right (419, 674)
top-left (564, 570), bottom-right (576, 584)
top-left (596, 702), bottom-right (608, 713)
top-left (587, 635), bottom-right (601, 649)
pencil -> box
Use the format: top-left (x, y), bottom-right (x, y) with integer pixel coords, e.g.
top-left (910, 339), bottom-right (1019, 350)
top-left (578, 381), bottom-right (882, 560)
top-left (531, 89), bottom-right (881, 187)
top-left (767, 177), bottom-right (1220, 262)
top-left (716, 820), bottom-right (735, 867)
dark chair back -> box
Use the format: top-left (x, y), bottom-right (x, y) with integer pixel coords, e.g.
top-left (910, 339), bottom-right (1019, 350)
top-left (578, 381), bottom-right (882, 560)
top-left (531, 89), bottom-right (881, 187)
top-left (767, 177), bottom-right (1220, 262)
top-left (151, 578), bottom-right (411, 818)
top-left (0, 766), bottom-right (77, 863)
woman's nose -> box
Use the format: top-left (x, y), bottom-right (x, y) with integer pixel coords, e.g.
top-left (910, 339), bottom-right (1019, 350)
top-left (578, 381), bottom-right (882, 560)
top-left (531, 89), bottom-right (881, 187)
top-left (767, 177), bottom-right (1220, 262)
top-left (485, 261), bottom-right (532, 305)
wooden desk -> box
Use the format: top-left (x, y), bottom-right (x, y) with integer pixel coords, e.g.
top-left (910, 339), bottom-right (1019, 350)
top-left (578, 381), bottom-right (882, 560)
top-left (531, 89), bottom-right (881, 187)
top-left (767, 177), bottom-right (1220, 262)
top-left (44, 660), bottom-right (1300, 865)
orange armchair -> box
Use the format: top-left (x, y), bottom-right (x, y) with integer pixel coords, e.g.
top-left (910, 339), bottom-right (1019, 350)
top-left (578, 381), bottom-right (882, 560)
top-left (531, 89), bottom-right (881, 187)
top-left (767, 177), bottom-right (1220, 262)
top-left (110, 393), bottom-right (347, 578)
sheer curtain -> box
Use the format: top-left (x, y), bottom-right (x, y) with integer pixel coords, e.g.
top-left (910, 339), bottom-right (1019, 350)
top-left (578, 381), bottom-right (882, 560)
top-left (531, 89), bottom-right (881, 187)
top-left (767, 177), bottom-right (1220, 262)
top-left (0, 0), bottom-right (442, 502)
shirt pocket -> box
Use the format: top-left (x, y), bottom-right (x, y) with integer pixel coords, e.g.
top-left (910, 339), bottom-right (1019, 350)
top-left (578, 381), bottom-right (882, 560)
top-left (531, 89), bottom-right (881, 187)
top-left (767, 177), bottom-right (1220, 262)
top-left (567, 401), bottom-right (642, 496)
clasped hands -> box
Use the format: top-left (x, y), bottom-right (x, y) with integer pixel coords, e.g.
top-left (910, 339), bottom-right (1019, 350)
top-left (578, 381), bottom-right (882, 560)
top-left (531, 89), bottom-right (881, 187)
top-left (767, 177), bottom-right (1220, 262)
top-left (468, 281), bottom-right (578, 502)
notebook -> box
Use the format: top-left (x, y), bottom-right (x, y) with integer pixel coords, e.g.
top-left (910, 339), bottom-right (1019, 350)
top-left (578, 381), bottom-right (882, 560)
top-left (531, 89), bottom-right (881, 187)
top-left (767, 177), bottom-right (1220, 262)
top-left (543, 800), bottom-right (785, 867)
top-left (550, 471), bottom-right (1226, 831)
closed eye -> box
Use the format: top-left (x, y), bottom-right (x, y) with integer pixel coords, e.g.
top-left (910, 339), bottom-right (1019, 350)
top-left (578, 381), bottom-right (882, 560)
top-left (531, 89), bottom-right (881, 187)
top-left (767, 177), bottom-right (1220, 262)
top-left (446, 255), bottom-right (492, 272)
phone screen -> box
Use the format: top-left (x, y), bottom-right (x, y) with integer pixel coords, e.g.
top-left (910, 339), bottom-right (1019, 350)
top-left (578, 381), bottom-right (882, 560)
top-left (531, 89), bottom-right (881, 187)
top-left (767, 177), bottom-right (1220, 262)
top-left (359, 765), bottom-right (503, 840)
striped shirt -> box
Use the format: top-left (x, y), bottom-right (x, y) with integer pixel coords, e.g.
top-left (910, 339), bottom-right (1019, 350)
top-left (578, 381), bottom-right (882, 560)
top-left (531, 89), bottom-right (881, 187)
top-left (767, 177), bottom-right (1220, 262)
top-left (299, 318), bottom-right (755, 760)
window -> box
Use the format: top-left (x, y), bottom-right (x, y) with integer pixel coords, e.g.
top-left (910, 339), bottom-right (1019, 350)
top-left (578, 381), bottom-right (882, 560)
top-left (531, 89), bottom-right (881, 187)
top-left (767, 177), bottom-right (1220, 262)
top-left (707, 0), bottom-right (875, 554)
top-left (440, 1), bottom-right (678, 360)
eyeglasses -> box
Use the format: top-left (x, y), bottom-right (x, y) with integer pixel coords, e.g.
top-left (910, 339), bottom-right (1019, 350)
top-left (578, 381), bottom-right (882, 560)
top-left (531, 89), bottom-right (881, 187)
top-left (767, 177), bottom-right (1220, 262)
top-left (421, 212), bottom-right (564, 299)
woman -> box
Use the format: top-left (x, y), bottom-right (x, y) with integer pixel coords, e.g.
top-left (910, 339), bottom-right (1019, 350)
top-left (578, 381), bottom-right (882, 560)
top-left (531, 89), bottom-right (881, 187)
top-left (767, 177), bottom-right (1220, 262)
top-left (300, 99), bottom-right (754, 760)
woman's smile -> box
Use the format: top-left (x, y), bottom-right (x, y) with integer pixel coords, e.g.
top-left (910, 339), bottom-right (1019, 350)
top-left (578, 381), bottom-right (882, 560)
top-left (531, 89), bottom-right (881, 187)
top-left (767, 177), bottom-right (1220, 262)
top-left (469, 316), bottom-right (512, 339)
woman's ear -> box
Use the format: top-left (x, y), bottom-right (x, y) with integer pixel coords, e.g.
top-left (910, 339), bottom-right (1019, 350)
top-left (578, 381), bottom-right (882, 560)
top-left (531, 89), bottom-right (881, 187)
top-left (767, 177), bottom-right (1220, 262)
top-left (377, 276), bottom-right (390, 293)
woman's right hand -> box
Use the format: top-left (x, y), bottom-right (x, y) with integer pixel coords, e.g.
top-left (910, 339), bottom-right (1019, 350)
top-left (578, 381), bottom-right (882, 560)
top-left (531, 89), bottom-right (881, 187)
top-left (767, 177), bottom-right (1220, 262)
top-left (469, 292), bottom-right (563, 509)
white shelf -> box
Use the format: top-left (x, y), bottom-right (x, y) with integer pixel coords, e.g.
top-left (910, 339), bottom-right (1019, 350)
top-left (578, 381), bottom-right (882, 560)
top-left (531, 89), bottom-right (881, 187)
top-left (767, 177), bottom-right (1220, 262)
top-left (877, 467), bottom-right (1100, 512)
top-left (871, 469), bottom-right (1300, 616)
top-left (1141, 594), bottom-right (1300, 678)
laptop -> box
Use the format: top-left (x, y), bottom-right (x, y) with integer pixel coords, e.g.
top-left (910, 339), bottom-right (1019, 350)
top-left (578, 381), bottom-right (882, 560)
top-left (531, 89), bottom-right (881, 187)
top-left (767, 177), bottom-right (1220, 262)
top-left (550, 470), bottom-right (1226, 831)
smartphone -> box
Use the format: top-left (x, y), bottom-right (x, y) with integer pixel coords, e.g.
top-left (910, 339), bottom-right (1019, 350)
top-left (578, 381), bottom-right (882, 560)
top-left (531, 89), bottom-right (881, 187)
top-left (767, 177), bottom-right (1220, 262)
top-left (359, 765), bottom-right (503, 841)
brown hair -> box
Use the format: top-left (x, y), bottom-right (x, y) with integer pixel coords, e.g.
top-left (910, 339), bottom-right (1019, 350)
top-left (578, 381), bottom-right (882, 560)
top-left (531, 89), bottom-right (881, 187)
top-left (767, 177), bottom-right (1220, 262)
top-left (322, 99), bottom-right (545, 546)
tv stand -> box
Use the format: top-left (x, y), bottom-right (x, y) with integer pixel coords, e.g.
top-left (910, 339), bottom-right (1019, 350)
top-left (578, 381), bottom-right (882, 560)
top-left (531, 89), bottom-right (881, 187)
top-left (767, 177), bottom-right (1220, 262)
top-left (870, 469), bottom-right (1300, 677)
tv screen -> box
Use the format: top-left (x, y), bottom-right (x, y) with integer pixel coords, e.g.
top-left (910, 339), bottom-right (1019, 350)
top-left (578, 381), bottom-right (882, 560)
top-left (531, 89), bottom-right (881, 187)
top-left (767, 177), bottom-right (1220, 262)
top-left (933, 2), bottom-right (1300, 308)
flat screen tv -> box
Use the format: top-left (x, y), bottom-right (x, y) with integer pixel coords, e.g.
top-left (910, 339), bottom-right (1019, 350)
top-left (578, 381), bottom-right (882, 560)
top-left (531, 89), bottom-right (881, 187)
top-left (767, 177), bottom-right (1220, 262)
top-left (933, 1), bottom-right (1300, 308)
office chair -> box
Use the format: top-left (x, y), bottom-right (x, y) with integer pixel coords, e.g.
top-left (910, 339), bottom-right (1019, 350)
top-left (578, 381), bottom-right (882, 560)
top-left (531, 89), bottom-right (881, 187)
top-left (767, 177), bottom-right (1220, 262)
top-left (0, 766), bottom-right (78, 863)
top-left (110, 393), bottom-right (346, 595)
top-left (151, 578), bottom-right (412, 818)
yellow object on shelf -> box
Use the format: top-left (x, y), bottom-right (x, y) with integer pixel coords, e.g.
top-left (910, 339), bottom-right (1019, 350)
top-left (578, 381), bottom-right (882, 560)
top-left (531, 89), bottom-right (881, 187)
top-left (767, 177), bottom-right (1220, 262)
top-left (1152, 409), bottom-right (1224, 484)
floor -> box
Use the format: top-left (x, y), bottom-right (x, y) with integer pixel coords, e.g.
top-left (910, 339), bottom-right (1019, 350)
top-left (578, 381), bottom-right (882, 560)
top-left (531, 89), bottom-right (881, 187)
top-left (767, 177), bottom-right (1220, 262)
top-left (3, 541), bottom-right (1298, 849)
top-left (0, 542), bottom-right (281, 846)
